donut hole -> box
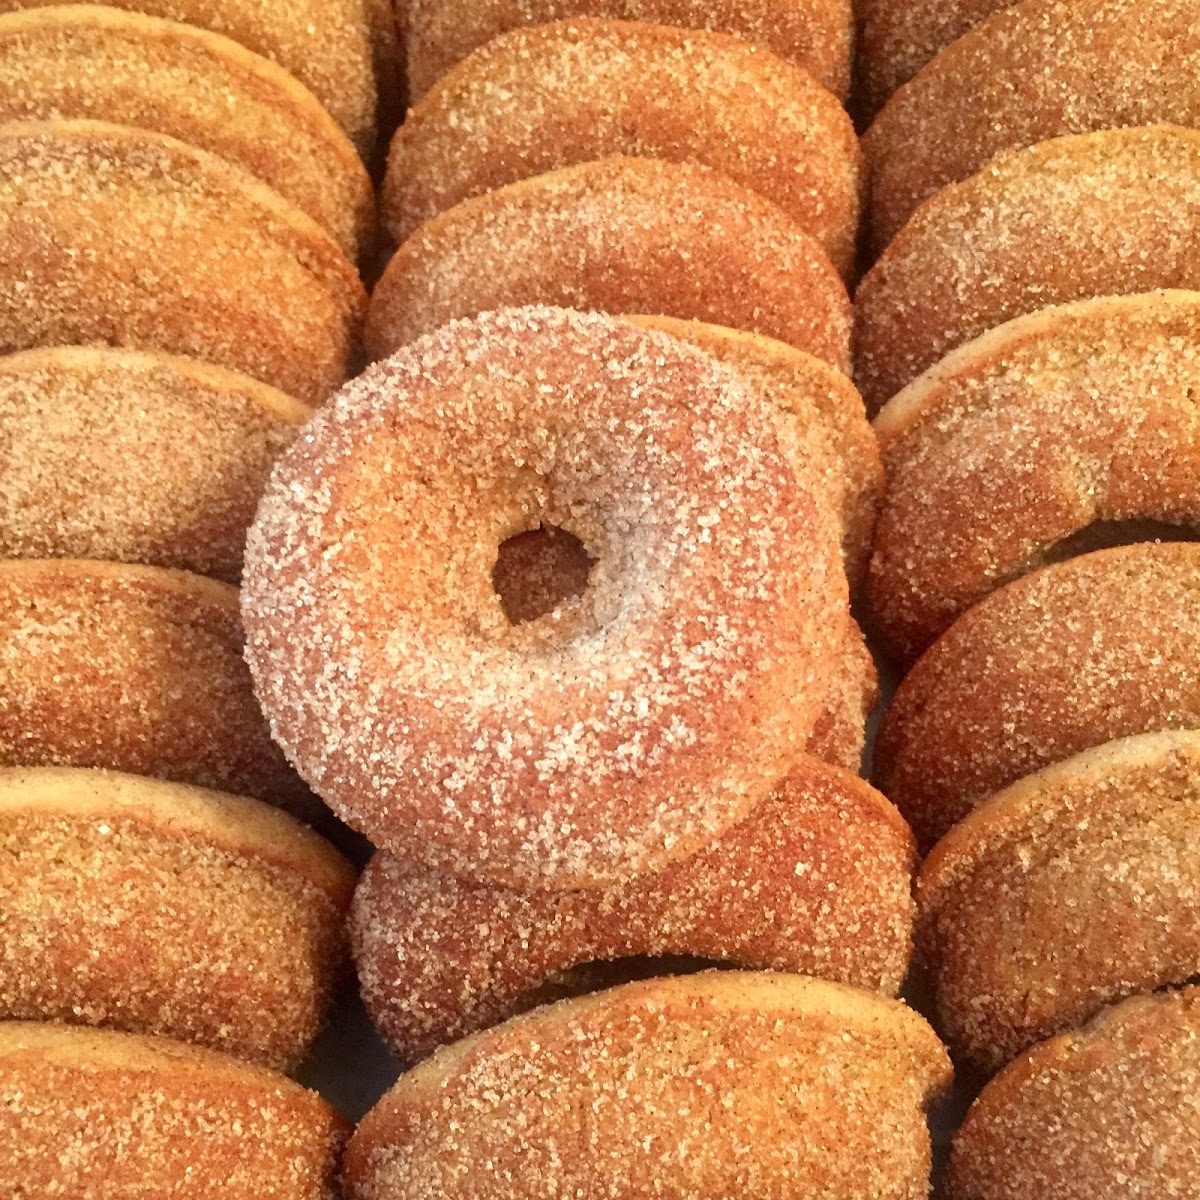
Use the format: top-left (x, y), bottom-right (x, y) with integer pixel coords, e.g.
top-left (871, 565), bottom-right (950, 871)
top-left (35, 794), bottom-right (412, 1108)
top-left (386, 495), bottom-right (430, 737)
top-left (515, 955), bottom-right (731, 1012)
top-left (1040, 519), bottom-right (1200, 566)
top-left (491, 523), bottom-right (597, 625)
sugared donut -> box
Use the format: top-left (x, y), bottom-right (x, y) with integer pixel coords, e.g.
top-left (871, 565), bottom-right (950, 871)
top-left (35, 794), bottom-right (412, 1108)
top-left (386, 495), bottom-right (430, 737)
top-left (347, 973), bottom-right (951, 1200)
top-left (0, 346), bottom-right (311, 581)
top-left (243, 307), bottom-right (846, 890)
top-left (0, 6), bottom-right (375, 260)
top-left (0, 559), bottom-right (310, 814)
top-left (354, 755), bottom-right (915, 1062)
top-left (0, 0), bottom-right (379, 152)
top-left (384, 20), bottom-right (860, 277)
top-left (874, 543), bottom-right (1200, 849)
top-left (0, 119), bottom-right (365, 405)
top-left (869, 291), bottom-right (1200, 664)
top-left (917, 731), bottom-right (1200, 1073)
top-left (855, 126), bottom-right (1200, 413)
top-left (0, 766), bottom-right (354, 1069)
top-left (865, 0), bottom-right (1200, 250)
top-left (947, 987), bottom-right (1200, 1200)
top-left (0, 1021), bottom-right (347, 1197)
top-left (365, 157), bottom-right (851, 371)
top-left (404, 0), bottom-right (853, 102)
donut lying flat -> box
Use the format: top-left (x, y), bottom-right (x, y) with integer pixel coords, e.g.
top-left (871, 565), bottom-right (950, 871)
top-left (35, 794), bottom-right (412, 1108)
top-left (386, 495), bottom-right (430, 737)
top-left (0, 346), bottom-right (310, 581)
top-left (0, 766), bottom-right (354, 1069)
top-left (347, 973), bottom-right (951, 1200)
top-left (866, 0), bottom-right (1200, 249)
top-left (244, 307), bottom-right (845, 889)
top-left (0, 559), bottom-right (309, 814)
top-left (948, 987), bottom-right (1200, 1200)
top-left (0, 7), bottom-right (375, 260)
top-left (366, 157), bottom-right (851, 371)
top-left (354, 755), bottom-right (915, 1062)
top-left (0, 119), bottom-right (364, 405)
top-left (385, 20), bottom-right (860, 277)
top-left (855, 126), bottom-right (1200, 413)
top-left (869, 291), bottom-right (1200, 664)
top-left (874, 543), bottom-right (1200, 849)
top-left (918, 731), bottom-right (1200, 1073)
top-left (0, 1021), bottom-right (347, 1197)
top-left (404, 0), bottom-right (853, 102)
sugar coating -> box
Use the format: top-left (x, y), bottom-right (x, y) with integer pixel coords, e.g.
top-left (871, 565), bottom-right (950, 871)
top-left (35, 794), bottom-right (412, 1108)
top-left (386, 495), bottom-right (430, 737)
top-left (874, 542), bottom-right (1200, 848)
top-left (367, 156), bottom-right (852, 372)
top-left (855, 126), bottom-right (1200, 412)
top-left (0, 119), bottom-right (365, 405)
top-left (385, 19), bottom-right (860, 275)
top-left (868, 290), bottom-right (1200, 663)
top-left (948, 987), bottom-right (1200, 1199)
top-left (242, 306), bottom-right (847, 890)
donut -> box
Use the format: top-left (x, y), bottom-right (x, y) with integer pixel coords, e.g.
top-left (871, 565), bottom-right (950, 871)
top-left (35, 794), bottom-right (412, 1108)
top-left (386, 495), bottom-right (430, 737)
top-left (354, 754), bottom-right (914, 1062)
top-left (874, 543), bottom-right (1200, 849)
top-left (0, 1021), bottom-right (347, 1197)
top-left (0, 345), bottom-right (311, 582)
top-left (865, 0), bottom-right (1200, 250)
top-left (365, 157), bottom-right (852, 372)
top-left (917, 731), bottom-right (1200, 1073)
top-left (854, 126), bottom-right (1200, 413)
top-left (347, 972), bottom-right (950, 1200)
top-left (806, 617), bottom-right (878, 770)
top-left (383, 20), bottom-right (861, 277)
top-left (0, 0), bottom-right (379, 152)
top-left (243, 307), bottom-right (846, 890)
top-left (0, 6), bottom-right (375, 260)
top-left (0, 559), bottom-right (310, 815)
top-left (0, 119), bottom-right (365, 405)
top-left (404, 0), bottom-right (853, 102)
top-left (0, 766), bottom-right (354, 1069)
top-left (868, 291), bottom-right (1200, 664)
top-left (947, 987), bottom-right (1200, 1200)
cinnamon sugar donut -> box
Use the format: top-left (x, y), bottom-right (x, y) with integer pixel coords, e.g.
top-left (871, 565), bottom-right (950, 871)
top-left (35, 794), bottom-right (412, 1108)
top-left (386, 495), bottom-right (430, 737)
top-left (948, 987), bottom-right (1200, 1199)
top-left (0, 346), bottom-right (310, 581)
top-left (384, 20), bottom-right (860, 277)
top-left (0, 6), bottom-right (375, 259)
top-left (354, 755), bottom-right (914, 1062)
top-left (0, 119), bottom-right (364, 405)
top-left (0, 1021), bottom-right (347, 1197)
top-left (874, 543), bottom-right (1200, 849)
top-left (869, 291), bottom-right (1200, 664)
top-left (0, 559), bottom-right (310, 814)
top-left (865, 0), bottom-right (1200, 249)
top-left (347, 973), bottom-right (951, 1200)
top-left (366, 157), bottom-right (851, 372)
top-left (855, 126), bottom-right (1200, 413)
top-left (243, 307), bottom-right (846, 890)
top-left (918, 731), bottom-right (1200, 1073)
top-left (404, 0), bottom-right (853, 102)
top-left (0, 766), bottom-right (354, 1069)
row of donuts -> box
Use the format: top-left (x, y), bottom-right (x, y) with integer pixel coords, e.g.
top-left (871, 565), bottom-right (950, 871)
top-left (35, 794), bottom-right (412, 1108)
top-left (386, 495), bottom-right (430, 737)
top-left (857, 1), bottom-right (1200, 1195)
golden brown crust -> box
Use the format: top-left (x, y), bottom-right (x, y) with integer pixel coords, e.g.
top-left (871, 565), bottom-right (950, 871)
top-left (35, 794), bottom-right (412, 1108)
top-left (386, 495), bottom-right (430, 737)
top-left (244, 307), bottom-right (846, 890)
top-left (0, 766), bottom-right (355, 1069)
top-left (947, 987), bottom-right (1200, 1199)
top-left (854, 126), bottom-right (1200, 413)
top-left (0, 1021), bottom-right (348, 1197)
top-left (917, 731), bottom-right (1200, 1073)
top-left (868, 291), bottom-right (1200, 664)
top-left (0, 558), bottom-right (312, 815)
top-left (0, 345), bottom-right (310, 581)
top-left (0, 118), bottom-right (365, 405)
top-left (384, 19), bottom-right (860, 277)
top-left (874, 543), bottom-right (1200, 849)
top-left (404, 0), bottom-right (853, 102)
top-left (366, 157), bottom-right (851, 371)
top-left (346, 972), bottom-right (951, 1200)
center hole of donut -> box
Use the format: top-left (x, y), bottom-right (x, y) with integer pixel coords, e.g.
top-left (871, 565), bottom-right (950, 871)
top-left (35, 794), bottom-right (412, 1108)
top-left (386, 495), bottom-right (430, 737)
top-left (491, 524), bottom-right (597, 625)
